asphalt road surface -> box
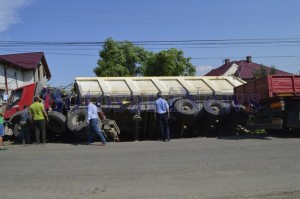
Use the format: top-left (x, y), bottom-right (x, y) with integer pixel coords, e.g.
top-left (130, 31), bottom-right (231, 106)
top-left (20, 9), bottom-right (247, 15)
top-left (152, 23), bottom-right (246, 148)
top-left (1, 135), bottom-right (300, 199)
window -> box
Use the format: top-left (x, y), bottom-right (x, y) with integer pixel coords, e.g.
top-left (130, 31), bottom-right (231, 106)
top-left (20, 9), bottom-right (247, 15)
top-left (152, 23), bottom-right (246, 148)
top-left (7, 88), bottom-right (23, 109)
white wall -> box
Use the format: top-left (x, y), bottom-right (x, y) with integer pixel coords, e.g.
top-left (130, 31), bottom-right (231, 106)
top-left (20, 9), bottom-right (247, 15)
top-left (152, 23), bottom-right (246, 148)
top-left (223, 63), bottom-right (239, 77)
top-left (0, 62), bottom-right (48, 104)
top-left (0, 64), bottom-right (5, 90)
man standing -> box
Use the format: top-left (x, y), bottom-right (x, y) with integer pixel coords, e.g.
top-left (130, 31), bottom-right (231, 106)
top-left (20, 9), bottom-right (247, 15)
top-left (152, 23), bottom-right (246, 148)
top-left (0, 108), bottom-right (7, 150)
top-left (86, 98), bottom-right (106, 146)
top-left (30, 96), bottom-right (49, 144)
top-left (20, 105), bottom-right (32, 144)
top-left (154, 92), bottom-right (170, 142)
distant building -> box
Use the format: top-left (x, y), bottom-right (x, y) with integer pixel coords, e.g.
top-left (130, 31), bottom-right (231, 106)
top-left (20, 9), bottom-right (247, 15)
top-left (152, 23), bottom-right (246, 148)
top-left (0, 52), bottom-right (51, 104)
top-left (205, 56), bottom-right (292, 82)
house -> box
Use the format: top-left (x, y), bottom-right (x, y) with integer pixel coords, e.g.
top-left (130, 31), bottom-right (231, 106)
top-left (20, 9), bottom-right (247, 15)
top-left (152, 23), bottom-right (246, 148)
top-left (205, 56), bottom-right (292, 82)
top-left (0, 52), bottom-right (51, 104)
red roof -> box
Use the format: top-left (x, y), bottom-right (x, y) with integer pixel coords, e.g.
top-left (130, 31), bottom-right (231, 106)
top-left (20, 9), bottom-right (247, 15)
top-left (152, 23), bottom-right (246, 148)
top-left (205, 60), bottom-right (291, 79)
top-left (0, 52), bottom-right (51, 79)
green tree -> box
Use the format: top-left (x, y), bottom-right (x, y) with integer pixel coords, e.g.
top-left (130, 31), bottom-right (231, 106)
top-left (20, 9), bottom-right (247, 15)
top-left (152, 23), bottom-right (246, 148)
top-left (94, 38), bottom-right (196, 77)
top-left (252, 64), bottom-right (269, 79)
top-left (94, 38), bottom-right (148, 77)
top-left (142, 48), bottom-right (196, 76)
top-left (270, 65), bottom-right (277, 75)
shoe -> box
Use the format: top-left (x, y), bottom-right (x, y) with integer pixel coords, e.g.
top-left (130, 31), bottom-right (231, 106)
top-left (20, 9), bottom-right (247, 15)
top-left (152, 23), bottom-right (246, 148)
top-left (164, 139), bottom-right (169, 142)
top-left (98, 143), bottom-right (106, 146)
top-left (0, 147), bottom-right (7, 150)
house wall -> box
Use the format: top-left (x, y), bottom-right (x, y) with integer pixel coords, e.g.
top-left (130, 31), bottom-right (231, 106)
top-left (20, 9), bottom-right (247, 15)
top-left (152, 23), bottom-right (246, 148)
top-left (34, 62), bottom-right (47, 85)
top-left (0, 61), bottom-right (48, 104)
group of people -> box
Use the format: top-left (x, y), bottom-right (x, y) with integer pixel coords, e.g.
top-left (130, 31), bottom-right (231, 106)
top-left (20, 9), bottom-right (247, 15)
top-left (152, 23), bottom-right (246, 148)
top-left (0, 91), bottom-right (170, 150)
top-left (0, 96), bottom-right (49, 150)
top-left (0, 96), bottom-right (108, 149)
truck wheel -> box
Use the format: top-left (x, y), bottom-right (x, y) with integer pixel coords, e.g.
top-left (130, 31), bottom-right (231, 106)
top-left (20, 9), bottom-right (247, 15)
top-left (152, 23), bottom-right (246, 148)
top-left (47, 111), bottom-right (67, 134)
top-left (67, 109), bottom-right (88, 132)
top-left (72, 120), bottom-right (102, 140)
top-left (174, 99), bottom-right (198, 121)
top-left (204, 100), bottom-right (226, 116)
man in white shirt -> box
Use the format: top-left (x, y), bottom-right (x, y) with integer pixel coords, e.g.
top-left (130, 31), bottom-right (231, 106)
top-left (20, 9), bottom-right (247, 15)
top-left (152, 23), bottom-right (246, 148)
top-left (154, 92), bottom-right (170, 142)
top-left (86, 98), bottom-right (106, 146)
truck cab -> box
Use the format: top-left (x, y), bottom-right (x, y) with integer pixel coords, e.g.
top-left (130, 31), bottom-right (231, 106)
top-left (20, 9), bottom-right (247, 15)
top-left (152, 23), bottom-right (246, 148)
top-left (4, 82), bottom-right (44, 136)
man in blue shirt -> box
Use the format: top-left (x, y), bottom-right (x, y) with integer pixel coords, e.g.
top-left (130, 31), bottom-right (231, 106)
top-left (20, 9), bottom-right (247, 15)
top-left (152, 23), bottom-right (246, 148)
top-left (154, 92), bottom-right (170, 142)
top-left (86, 98), bottom-right (106, 146)
top-left (20, 105), bottom-right (32, 144)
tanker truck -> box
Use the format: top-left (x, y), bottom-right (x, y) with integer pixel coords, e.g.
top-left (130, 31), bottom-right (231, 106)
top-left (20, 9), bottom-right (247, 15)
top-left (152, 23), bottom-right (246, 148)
top-left (4, 76), bottom-right (246, 142)
top-left (73, 76), bottom-right (246, 140)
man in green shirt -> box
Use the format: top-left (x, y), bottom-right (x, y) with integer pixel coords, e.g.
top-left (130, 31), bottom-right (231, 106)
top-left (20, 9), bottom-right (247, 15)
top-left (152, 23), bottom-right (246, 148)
top-left (30, 96), bottom-right (49, 144)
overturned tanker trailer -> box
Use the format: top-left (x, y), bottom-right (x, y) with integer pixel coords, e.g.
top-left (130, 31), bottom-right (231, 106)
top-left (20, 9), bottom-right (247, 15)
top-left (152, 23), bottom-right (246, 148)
top-left (74, 76), bottom-right (246, 141)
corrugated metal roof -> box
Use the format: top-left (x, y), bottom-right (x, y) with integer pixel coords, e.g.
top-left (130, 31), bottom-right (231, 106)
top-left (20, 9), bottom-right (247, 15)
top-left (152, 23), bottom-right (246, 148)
top-left (0, 52), bottom-right (51, 79)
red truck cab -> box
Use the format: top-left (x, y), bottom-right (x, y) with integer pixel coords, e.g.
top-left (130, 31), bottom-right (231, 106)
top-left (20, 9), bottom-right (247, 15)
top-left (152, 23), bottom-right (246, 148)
top-left (4, 82), bottom-right (44, 136)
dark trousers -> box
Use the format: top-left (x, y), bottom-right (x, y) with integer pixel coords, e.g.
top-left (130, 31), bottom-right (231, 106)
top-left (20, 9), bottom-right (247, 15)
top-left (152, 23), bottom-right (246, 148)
top-left (21, 122), bottom-right (32, 144)
top-left (33, 120), bottom-right (46, 143)
top-left (157, 113), bottom-right (170, 140)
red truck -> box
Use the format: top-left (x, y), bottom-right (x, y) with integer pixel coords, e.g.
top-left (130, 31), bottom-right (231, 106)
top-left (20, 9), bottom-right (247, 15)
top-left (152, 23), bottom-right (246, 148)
top-left (3, 81), bottom-right (68, 138)
top-left (234, 75), bottom-right (300, 131)
top-left (3, 81), bottom-right (120, 141)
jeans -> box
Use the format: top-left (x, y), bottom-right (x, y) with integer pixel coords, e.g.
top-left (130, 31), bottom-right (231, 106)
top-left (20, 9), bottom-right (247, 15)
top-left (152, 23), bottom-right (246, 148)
top-left (33, 120), bottom-right (46, 144)
top-left (87, 118), bottom-right (106, 144)
top-left (157, 113), bottom-right (170, 140)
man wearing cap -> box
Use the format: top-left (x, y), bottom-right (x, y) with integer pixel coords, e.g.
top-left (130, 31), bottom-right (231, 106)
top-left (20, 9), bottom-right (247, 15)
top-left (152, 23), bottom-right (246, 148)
top-left (154, 92), bottom-right (170, 142)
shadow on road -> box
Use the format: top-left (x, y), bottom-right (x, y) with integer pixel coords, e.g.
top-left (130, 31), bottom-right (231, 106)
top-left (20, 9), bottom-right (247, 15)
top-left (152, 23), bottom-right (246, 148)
top-left (217, 130), bottom-right (300, 140)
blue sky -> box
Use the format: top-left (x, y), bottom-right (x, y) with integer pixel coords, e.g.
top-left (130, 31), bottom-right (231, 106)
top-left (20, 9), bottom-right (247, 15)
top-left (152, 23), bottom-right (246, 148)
top-left (0, 0), bottom-right (300, 86)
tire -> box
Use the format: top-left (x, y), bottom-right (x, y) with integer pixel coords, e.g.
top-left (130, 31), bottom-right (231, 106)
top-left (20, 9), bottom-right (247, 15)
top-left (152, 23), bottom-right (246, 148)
top-left (72, 120), bottom-right (102, 140)
top-left (174, 99), bottom-right (198, 121)
top-left (47, 111), bottom-right (67, 134)
top-left (204, 100), bottom-right (226, 116)
top-left (67, 109), bottom-right (88, 132)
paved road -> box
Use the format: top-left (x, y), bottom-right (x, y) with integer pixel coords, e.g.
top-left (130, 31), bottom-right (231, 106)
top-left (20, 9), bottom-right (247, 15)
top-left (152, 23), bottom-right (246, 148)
top-left (1, 135), bottom-right (300, 199)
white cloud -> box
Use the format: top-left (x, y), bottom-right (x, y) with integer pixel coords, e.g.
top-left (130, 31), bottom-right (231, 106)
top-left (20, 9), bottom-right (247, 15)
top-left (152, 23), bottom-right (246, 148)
top-left (0, 0), bottom-right (30, 32)
top-left (196, 65), bottom-right (213, 76)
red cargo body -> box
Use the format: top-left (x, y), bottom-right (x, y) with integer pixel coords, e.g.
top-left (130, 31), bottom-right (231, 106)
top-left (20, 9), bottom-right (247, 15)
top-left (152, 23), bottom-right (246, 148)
top-left (234, 75), bottom-right (300, 102)
top-left (234, 75), bottom-right (300, 130)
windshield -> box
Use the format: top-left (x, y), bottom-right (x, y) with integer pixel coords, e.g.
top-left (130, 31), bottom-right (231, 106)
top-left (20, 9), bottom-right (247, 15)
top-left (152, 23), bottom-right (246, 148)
top-left (7, 88), bottom-right (23, 109)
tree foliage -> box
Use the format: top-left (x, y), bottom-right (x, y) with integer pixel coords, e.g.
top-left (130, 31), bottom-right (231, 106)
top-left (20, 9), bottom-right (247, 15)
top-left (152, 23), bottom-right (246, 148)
top-left (94, 38), bottom-right (196, 77)
top-left (252, 64), bottom-right (277, 79)
top-left (94, 38), bottom-right (149, 77)
top-left (142, 48), bottom-right (195, 76)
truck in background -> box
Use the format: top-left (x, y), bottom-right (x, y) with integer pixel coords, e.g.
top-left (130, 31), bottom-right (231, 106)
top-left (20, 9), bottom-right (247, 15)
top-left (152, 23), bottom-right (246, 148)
top-left (234, 75), bottom-right (300, 132)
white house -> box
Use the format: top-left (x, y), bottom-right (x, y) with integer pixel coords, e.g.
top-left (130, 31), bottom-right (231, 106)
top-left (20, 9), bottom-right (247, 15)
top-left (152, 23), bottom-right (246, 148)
top-left (0, 52), bottom-right (51, 104)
